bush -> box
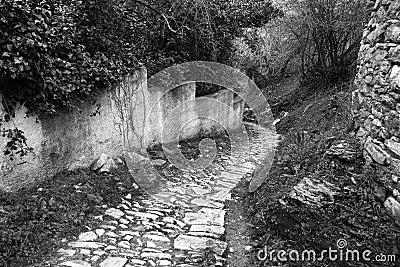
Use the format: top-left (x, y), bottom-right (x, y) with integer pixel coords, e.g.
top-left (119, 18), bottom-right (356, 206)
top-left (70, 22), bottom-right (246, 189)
top-left (0, 0), bottom-right (139, 116)
top-left (233, 0), bottom-right (368, 83)
top-left (138, 0), bottom-right (281, 75)
top-left (279, 0), bottom-right (368, 82)
top-left (232, 22), bottom-right (294, 81)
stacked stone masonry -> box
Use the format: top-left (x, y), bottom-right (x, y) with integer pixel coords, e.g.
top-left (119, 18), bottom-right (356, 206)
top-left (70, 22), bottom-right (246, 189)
top-left (353, 0), bottom-right (400, 218)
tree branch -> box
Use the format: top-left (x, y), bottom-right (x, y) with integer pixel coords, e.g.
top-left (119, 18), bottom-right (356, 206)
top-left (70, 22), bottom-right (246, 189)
top-left (132, 0), bottom-right (180, 34)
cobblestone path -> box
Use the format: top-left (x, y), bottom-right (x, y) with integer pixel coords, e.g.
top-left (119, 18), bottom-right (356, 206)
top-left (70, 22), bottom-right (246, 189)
top-left (45, 124), bottom-right (277, 267)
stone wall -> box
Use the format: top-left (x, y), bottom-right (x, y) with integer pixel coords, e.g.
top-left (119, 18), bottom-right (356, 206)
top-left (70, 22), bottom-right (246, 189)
top-left (116, 70), bottom-right (245, 152)
top-left (0, 67), bottom-right (245, 191)
top-left (0, 70), bottom-right (144, 191)
top-left (157, 89), bottom-right (245, 142)
top-left (353, 0), bottom-right (400, 217)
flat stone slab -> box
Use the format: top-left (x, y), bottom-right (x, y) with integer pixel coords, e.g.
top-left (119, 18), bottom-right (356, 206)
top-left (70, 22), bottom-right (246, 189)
top-left (68, 241), bottom-right (105, 249)
top-left (190, 198), bottom-right (224, 208)
top-left (189, 225), bottom-right (225, 236)
top-left (78, 231), bottom-right (97, 241)
top-left (126, 211), bottom-right (159, 220)
top-left (130, 259), bottom-right (147, 265)
top-left (118, 240), bottom-right (131, 249)
top-left (140, 252), bottom-right (172, 259)
top-left (143, 234), bottom-right (170, 243)
top-left (174, 235), bottom-right (227, 255)
top-left (184, 208), bottom-right (225, 226)
top-left (60, 260), bottom-right (91, 267)
top-left (58, 249), bottom-right (76, 257)
top-left (208, 189), bottom-right (232, 202)
top-left (105, 208), bottom-right (124, 219)
top-left (219, 172), bottom-right (243, 180)
top-left (157, 259), bottom-right (172, 266)
top-left (190, 187), bottom-right (211, 195)
top-left (151, 159), bottom-right (167, 166)
top-left (99, 257), bottom-right (128, 267)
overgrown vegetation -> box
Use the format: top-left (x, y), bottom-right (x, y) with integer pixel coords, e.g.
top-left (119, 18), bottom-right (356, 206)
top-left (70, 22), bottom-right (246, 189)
top-left (0, 0), bottom-right (280, 157)
top-left (284, 0), bottom-right (367, 81)
top-left (1, 1), bottom-right (388, 265)
top-left (0, 0), bottom-right (138, 115)
top-left (0, 166), bottom-right (139, 267)
top-left (0, 0), bottom-right (280, 115)
top-left (239, 79), bottom-right (399, 266)
top-left (233, 0), bottom-right (368, 83)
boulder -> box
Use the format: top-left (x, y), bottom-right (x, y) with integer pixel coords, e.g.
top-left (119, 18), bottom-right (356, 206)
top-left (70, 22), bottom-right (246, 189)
top-left (384, 197), bottom-right (400, 219)
top-left (91, 153), bottom-right (117, 173)
top-left (151, 159), bottom-right (167, 167)
top-left (366, 24), bottom-right (387, 43)
top-left (385, 139), bottom-right (400, 157)
top-left (124, 151), bottom-right (149, 170)
top-left (365, 138), bottom-right (391, 165)
top-left (98, 157), bottom-right (117, 173)
top-left (385, 23), bottom-right (400, 43)
top-left (389, 65), bottom-right (400, 88)
top-left (91, 153), bottom-right (108, 171)
top-left (289, 177), bottom-right (340, 207)
top-left (325, 140), bottom-right (358, 162)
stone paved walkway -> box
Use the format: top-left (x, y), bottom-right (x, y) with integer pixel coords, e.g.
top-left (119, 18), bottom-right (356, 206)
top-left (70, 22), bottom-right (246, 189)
top-left (44, 124), bottom-right (276, 267)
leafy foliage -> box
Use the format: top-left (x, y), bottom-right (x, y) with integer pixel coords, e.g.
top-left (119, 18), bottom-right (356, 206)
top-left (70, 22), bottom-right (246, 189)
top-left (232, 20), bottom-right (297, 81)
top-left (1, 127), bottom-right (32, 159)
top-left (133, 0), bottom-right (281, 74)
top-left (0, 0), bottom-right (139, 116)
top-left (0, 0), bottom-right (280, 110)
top-left (0, 0), bottom-right (280, 157)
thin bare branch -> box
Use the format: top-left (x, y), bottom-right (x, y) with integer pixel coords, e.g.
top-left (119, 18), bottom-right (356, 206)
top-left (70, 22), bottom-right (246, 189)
top-left (131, 0), bottom-right (180, 34)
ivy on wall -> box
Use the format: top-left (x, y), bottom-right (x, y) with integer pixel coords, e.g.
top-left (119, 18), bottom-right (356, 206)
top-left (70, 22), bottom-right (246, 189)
top-left (0, 0), bottom-right (141, 158)
top-left (0, 0), bottom-right (139, 116)
top-left (0, 0), bottom-right (280, 158)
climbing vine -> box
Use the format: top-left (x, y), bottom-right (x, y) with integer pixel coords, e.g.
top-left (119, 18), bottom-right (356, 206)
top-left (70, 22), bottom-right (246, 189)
top-left (0, 0), bottom-right (141, 158)
top-left (0, 0), bottom-right (139, 116)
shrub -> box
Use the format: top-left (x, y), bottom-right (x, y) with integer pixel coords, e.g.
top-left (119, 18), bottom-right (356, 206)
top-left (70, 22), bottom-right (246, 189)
top-left (139, 0), bottom-right (282, 74)
top-left (0, 0), bottom-right (139, 116)
top-left (279, 0), bottom-right (368, 82)
top-left (232, 21), bottom-right (295, 81)
top-left (234, 0), bottom-right (368, 83)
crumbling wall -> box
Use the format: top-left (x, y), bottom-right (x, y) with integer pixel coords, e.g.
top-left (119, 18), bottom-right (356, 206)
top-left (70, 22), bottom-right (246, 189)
top-left (0, 66), bottom-right (245, 191)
